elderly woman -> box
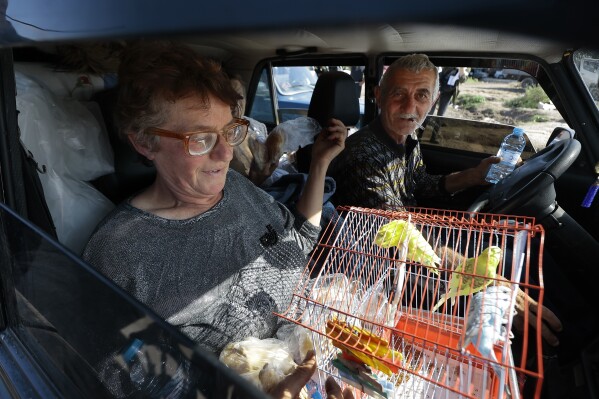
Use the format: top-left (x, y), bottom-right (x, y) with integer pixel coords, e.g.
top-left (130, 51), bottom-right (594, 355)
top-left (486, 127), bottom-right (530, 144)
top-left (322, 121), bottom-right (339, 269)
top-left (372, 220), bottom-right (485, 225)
top-left (82, 40), bottom-right (346, 385)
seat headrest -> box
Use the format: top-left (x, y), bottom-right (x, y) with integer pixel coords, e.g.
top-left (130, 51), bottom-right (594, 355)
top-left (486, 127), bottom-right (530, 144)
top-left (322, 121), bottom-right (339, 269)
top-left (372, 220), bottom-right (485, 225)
top-left (91, 88), bottom-right (156, 203)
top-left (308, 71), bottom-right (360, 128)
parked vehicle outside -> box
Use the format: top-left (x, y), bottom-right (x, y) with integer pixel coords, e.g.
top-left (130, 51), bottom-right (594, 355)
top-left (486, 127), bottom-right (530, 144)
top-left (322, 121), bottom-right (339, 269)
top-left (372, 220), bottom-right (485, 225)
top-left (468, 68), bottom-right (489, 80)
top-left (494, 68), bottom-right (538, 87)
top-left (577, 55), bottom-right (599, 100)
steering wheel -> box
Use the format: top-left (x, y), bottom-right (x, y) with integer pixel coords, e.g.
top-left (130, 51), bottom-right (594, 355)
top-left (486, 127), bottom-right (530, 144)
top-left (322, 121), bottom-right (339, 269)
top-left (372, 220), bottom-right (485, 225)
top-left (467, 138), bottom-right (581, 217)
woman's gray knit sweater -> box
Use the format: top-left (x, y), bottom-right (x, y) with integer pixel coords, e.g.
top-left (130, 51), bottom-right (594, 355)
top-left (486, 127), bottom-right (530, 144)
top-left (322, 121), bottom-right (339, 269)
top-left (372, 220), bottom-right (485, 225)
top-left (83, 170), bottom-right (320, 354)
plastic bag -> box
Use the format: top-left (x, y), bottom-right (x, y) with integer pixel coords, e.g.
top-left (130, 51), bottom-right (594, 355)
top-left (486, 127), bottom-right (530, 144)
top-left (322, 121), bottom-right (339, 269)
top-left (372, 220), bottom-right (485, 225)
top-left (276, 324), bottom-right (315, 365)
top-left (246, 121), bottom-right (283, 180)
top-left (246, 116), bottom-right (268, 143)
top-left (260, 154), bottom-right (298, 187)
top-left (219, 337), bottom-right (297, 392)
top-left (39, 169), bottom-right (115, 254)
top-left (310, 273), bottom-right (363, 316)
top-left (15, 62), bottom-right (108, 100)
top-left (358, 283), bottom-right (396, 327)
top-left (239, 116), bottom-right (319, 183)
top-left (16, 71), bottom-right (115, 181)
top-left (231, 117), bottom-right (269, 177)
top-left (16, 70), bottom-right (116, 254)
top-left (269, 116), bottom-right (322, 153)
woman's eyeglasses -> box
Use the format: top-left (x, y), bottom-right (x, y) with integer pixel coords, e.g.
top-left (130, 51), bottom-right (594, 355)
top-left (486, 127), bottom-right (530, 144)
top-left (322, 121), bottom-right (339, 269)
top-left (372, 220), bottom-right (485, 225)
top-left (146, 117), bottom-right (249, 156)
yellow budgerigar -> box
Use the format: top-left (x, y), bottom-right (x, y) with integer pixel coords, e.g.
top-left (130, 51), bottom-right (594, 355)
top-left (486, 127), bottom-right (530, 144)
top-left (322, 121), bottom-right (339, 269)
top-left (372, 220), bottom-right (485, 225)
top-left (431, 246), bottom-right (502, 312)
top-left (374, 219), bottom-right (440, 275)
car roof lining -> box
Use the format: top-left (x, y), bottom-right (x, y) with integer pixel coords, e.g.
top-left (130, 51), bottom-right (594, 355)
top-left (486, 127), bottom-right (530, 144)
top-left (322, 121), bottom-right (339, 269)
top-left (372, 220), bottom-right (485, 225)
top-left (180, 24), bottom-right (567, 64)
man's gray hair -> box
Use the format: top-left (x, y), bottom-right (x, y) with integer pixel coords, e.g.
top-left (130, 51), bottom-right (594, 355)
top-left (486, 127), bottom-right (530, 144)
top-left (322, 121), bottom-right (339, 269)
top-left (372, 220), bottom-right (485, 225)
top-left (380, 54), bottom-right (440, 99)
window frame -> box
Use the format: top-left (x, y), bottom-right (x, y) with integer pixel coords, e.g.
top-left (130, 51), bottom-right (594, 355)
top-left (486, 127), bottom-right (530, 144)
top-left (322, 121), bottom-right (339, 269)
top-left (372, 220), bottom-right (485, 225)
top-left (0, 201), bottom-right (268, 398)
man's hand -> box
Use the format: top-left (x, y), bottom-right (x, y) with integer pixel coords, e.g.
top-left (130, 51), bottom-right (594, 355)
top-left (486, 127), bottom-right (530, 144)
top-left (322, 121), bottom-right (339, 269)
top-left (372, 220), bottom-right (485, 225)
top-left (496, 278), bottom-right (563, 346)
top-left (512, 286), bottom-right (562, 346)
top-left (325, 377), bottom-right (354, 399)
top-left (267, 351), bottom-right (317, 399)
top-left (471, 154), bottom-right (526, 187)
top-left (444, 156), bottom-right (501, 192)
top-left (472, 156), bottom-right (501, 185)
top-left (438, 246), bottom-right (563, 347)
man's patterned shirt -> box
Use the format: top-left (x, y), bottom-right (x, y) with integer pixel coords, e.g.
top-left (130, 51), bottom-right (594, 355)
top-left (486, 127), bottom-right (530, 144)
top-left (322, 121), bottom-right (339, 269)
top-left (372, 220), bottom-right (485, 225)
top-left (329, 117), bottom-right (444, 210)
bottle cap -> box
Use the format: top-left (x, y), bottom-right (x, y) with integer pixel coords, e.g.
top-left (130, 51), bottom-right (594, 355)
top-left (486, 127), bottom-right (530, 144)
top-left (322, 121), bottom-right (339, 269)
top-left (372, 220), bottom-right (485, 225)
top-left (512, 127), bottom-right (525, 136)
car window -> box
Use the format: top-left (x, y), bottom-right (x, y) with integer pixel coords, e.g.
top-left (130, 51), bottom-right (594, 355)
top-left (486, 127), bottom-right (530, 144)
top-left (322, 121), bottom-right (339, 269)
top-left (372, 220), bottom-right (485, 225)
top-left (249, 68), bottom-right (275, 125)
top-left (248, 63), bottom-right (366, 127)
top-left (273, 66), bottom-right (319, 123)
top-left (251, 57), bottom-right (568, 159)
top-left (274, 66), bottom-right (318, 95)
top-left (0, 203), bottom-right (264, 399)
top-left (384, 59), bottom-right (569, 158)
top-left (573, 49), bottom-right (599, 110)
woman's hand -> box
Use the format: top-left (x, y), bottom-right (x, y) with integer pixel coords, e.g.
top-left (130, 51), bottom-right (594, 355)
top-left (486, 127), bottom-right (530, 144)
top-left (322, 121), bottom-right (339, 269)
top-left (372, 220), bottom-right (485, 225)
top-left (267, 351), bottom-right (317, 399)
top-left (325, 377), bottom-right (354, 399)
top-left (296, 117), bottom-right (348, 226)
top-left (311, 118), bottom-right (348, 168)
top-left (267, 351), bottom-right (355, 399)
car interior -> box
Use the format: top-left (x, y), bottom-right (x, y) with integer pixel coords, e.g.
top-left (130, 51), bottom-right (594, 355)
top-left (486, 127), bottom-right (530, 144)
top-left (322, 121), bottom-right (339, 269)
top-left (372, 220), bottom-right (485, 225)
top-left (2, 13), bottom-right (599, 399)
top-left (295, 70), bottom-right (361, 174)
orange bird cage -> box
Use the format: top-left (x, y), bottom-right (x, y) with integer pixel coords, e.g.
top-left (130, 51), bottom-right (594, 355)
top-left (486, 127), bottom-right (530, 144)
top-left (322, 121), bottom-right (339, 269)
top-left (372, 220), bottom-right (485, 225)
top-left (276, 206), bottom-right (546, 399)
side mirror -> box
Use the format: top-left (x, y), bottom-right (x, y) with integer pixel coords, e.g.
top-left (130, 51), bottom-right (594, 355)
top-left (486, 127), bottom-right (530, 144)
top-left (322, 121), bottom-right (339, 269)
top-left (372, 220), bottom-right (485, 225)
top-left (546, 126), bottom-right (575, 147)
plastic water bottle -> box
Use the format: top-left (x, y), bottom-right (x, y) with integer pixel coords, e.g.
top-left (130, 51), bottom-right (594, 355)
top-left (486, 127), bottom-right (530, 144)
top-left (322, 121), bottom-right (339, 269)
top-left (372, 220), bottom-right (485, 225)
top-left (485, 127), bottom-right (526, 184)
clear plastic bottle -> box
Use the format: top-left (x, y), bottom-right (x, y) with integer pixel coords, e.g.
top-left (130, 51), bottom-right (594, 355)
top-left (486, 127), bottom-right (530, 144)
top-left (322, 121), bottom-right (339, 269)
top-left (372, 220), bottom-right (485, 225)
top-left (485, 127), bottom-right (526, 184)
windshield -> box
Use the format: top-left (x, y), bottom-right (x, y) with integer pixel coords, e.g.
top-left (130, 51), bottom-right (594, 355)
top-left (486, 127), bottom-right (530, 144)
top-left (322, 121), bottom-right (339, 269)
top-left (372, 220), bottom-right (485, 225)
top-left (573, 49), bottom-right (599, 110)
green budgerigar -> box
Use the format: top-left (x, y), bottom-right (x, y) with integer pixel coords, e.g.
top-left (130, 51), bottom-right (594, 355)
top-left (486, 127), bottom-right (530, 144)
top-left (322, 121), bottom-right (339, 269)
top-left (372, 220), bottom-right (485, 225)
top-left (431, 246), bottom-right (502, 312)
top-left (374, 219), bottom-right (440, 275)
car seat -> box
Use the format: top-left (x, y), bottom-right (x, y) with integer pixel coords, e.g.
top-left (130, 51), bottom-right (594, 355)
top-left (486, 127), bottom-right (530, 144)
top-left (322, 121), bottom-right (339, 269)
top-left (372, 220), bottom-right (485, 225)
top-left (295, 71), bottom-right (360, 173)
top-left (90, 88), bottom-right (157, 204)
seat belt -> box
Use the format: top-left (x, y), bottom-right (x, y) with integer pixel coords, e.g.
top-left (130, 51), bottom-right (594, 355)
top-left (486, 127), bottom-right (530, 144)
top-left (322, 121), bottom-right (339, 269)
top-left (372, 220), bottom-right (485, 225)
top-left (19, 138), bottom-right (57, 239)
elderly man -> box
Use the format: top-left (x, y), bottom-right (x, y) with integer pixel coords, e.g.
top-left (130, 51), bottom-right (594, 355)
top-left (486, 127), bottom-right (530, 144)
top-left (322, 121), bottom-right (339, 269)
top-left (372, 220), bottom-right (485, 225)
top-left (328, 54), bottom-right (496, 210)
top-left (327, 54), bottom-right (563, 349)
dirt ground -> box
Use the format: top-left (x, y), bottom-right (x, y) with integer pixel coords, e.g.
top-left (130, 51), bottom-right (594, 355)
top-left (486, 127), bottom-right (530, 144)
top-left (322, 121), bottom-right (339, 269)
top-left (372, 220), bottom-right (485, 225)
top-left (440, 78), bottom-right (568, 150)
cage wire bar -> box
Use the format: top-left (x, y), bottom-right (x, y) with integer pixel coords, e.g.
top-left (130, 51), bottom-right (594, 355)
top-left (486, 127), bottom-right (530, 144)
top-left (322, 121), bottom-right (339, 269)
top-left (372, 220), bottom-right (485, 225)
top-left (276, 206), bottom-right (546, 399)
